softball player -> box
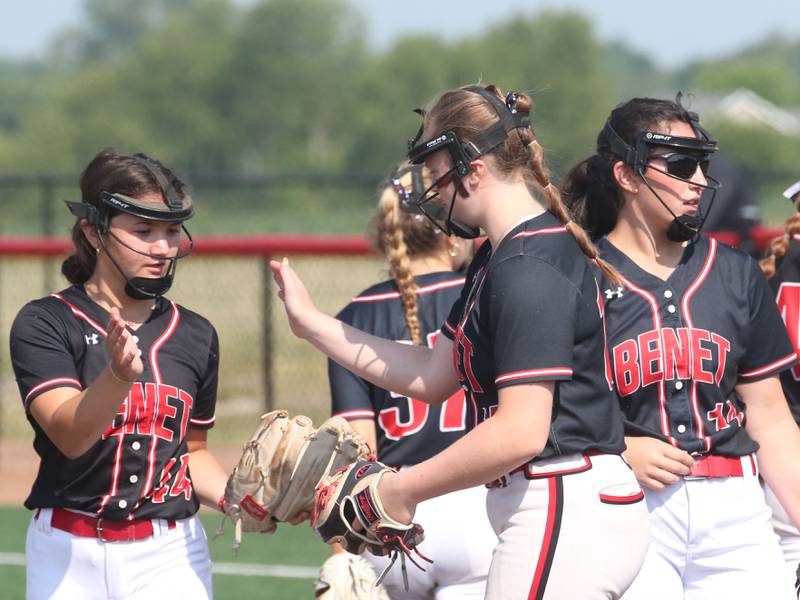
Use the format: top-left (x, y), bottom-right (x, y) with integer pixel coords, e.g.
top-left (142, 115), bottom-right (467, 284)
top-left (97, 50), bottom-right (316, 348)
top-left (328, 163), bottom-right (494, 599)
top-left (274, 84), bottom-right (650, 599)
top-left (760, 179), bottom-right (800, 592)
top-left (10, 149), bottom-right (229, 600)
top-left (563, 97), bottom-right (800, 599)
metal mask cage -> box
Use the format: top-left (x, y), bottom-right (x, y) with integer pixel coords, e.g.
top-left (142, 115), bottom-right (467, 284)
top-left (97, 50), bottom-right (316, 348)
top-left (389, 164), bottom-right (447, 221)
top-left (404, 86), bottom-right (533, 240)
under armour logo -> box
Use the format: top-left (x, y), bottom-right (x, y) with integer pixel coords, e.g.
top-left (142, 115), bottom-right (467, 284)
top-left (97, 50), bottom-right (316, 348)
top-left (85, 333), bottom-right (99, 345)
top-left (604, 286), bottom-right (624, 299)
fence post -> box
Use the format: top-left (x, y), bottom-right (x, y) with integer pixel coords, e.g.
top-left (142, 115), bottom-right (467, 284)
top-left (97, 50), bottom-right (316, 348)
top-left (261, 256), bottom-right (273, 413)
top-left (40, 177), bottom-right (56, 294)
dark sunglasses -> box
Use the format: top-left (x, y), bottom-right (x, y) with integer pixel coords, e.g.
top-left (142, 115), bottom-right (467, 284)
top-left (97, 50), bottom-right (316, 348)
top-left (648, 153), bottom-right (711, 180)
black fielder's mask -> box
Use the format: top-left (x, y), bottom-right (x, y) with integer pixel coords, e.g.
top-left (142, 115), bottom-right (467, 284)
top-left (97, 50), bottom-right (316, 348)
top-left (406, 86), bottom-right (532, 239)
top-left (389, 163), bottom-right (447, 222)
top-left (601, 93), bottom-right (721, 243)
top-left (65, 153), bottom-right (195, 300)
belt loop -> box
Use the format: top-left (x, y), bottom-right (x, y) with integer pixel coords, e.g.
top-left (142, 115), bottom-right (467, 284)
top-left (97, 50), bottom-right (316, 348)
top-left (39, 508), bottom-right (53, 533)
top-left (152, 518), bottom-right (178, 538)
top-left (746, 453), bottom-right (758, 477)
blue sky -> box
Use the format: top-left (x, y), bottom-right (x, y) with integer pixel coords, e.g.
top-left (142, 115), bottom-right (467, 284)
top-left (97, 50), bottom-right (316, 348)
top-left (2, 0), bottom-right (800, 67)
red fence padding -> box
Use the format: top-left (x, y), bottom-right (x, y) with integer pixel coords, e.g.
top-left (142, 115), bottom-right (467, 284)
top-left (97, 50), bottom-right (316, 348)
top-left (0, 235), bottom-right (374, 257)
top-left (0, 228), bottom-right (786, 257)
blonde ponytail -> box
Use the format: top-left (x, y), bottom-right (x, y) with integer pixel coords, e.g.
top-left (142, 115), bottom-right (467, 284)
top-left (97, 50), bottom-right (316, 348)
top-left (375, 186), bottom-right (422, 345)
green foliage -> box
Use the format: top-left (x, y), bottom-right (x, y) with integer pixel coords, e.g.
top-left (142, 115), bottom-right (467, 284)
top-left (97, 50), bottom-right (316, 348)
top-left (684, 36), bottom-right (800, 105)
top-left (0, 1), bottom-right (798, 230)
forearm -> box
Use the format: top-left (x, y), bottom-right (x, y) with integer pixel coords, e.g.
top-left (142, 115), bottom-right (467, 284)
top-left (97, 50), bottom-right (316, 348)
top-left (394, 388), bottom-right (551, 505)
top-left (740, 377), bottom-right (800, 529)
top-left (308, 312), bottom-right (456, 403)
top-left (396, 416), bottom-right (542, 505)
top-left (752, 416), bottom-right (800, 529)
top-left (36, 367), bottom-right (133, 459)
top-left (188, 446), bottom-right (229, 510)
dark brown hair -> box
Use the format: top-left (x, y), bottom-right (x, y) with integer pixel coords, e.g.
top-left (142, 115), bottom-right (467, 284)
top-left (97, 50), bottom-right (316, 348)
top-left (62, 148), bottom-right (187, 284)
top-left (562, 97), bottom-right (700, 241)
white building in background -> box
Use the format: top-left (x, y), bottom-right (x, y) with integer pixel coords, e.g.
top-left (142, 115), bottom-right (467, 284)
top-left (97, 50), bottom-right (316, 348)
top-left (687, 88), bottom-right (800, 135)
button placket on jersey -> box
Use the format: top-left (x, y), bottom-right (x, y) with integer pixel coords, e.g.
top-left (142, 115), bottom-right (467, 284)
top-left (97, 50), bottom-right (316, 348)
top-left (121, 438), bottom-right (148, 502)
top-left (662, 286), bottom-right (692, 439)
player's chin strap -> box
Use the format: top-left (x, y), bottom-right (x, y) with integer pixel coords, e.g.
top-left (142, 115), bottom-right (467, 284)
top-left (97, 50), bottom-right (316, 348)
top-left (67, 200), bottom-right (191, 300)
top-left (406, 87), bottom-right (532, 240)
top-left (600, 96), bottom-right (722, 243)
top-left (65, 153), bottom-right (194, 300)
top-left (100, 229), bottom-right (187, 300)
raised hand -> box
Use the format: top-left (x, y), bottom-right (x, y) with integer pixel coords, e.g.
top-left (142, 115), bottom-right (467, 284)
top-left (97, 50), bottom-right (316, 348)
top-left (106, 307), bottom-right (144, 383)
top-left (270, 257), bottom-right (321, 339)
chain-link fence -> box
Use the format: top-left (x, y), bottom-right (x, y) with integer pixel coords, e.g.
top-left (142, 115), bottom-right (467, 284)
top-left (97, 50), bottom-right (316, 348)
top-left (0, 240), bottom-right (390, 453)
top-left (0, 172), bottom-right (384, 238)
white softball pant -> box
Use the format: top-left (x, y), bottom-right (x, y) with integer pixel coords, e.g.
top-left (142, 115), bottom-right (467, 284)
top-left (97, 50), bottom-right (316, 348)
top-left (763, 482), bottom-right (800, 595)
top-left (622, 457), bottom-right (794, 600)
top-left (362, 483), bottom-right (495, 599)
top-left (485, 453), bottom-right (650, 600)
top-left (26, 508), bottom-right (213, 600)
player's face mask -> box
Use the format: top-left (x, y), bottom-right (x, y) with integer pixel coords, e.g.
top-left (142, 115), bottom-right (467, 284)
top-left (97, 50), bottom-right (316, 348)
top-left (601, 98), bottom-right (721, 243)
top-left (406, 87), bottom-right (532, 240)
top-left (66, 154), bottom-right (195, 300)
top-left (389, 163), bottom-right (447, 223)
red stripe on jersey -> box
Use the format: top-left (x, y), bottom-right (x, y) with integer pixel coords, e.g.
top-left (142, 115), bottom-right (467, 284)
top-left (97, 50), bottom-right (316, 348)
top-left (149, 302), bottom-right (180, 384)
top-left (334, 409), bottom-right (375, 420)
top-left (681, 238), bottom-right (717, 452)
top-left (596, 280), bottom-right (615, 391)
top-left (51, 293), bottom-right (107, 336)
top-left (97, 431), bottom-right (127, 516)
top-left (189, 416), bottom-right (215, 426)
top-left (740, 352), bottom-right (799, 379)
top-left (351, 278), bottom-right (465, 303)
top-left (511, 226), bottom-right (567, 240)
top-left (24, 377), bottom-right (82, 407)
top-left (139, 303), bottom-right (180, 508)
top-left (495, 368), bottom-right (573, 384)
top-left (443, 321), bottom-right (456, 334)
top-left (617, 274), bottom-right (678, 447)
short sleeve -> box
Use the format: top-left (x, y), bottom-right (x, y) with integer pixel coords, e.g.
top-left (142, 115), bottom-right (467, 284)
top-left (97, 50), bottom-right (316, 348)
top-left (489, 256), bottom-right (578, 387)
top-left (739, 257), bottom-right (797, 381)
top-left (10, 303), bottom-right (82, 412)
top-left (189, 327), bottom-right (219, 429)
top-left (441, 293), bottom-right (466, 341)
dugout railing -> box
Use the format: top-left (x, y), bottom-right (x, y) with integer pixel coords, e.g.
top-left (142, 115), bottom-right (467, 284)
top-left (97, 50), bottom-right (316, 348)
top-left (0, 230), bottom-right (783, 442)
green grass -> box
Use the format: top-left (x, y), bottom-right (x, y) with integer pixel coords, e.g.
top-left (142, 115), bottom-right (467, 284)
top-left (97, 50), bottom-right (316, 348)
top-left (0, 505), bottom-right (329, 600)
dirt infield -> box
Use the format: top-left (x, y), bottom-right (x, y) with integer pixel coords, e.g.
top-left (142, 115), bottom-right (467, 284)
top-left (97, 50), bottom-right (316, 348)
top-left (0, 439), bottom-right (245, 506)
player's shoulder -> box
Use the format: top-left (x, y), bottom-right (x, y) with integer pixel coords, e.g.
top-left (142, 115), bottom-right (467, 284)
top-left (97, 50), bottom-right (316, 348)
top-left (169, 300), bottom-right (218, 338)
top-left (702, 234), bottom-right (761, 276)
top-left (12, 286), bottom-right (82, 328)
top-left (350, 278), bottom-right (400, 303)
top-left (338, 272), bottom-right (464, 320)
top-left (352, 272), bottom-right (464, 303)
top-left (492, 211), bottom-right (588, 285)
